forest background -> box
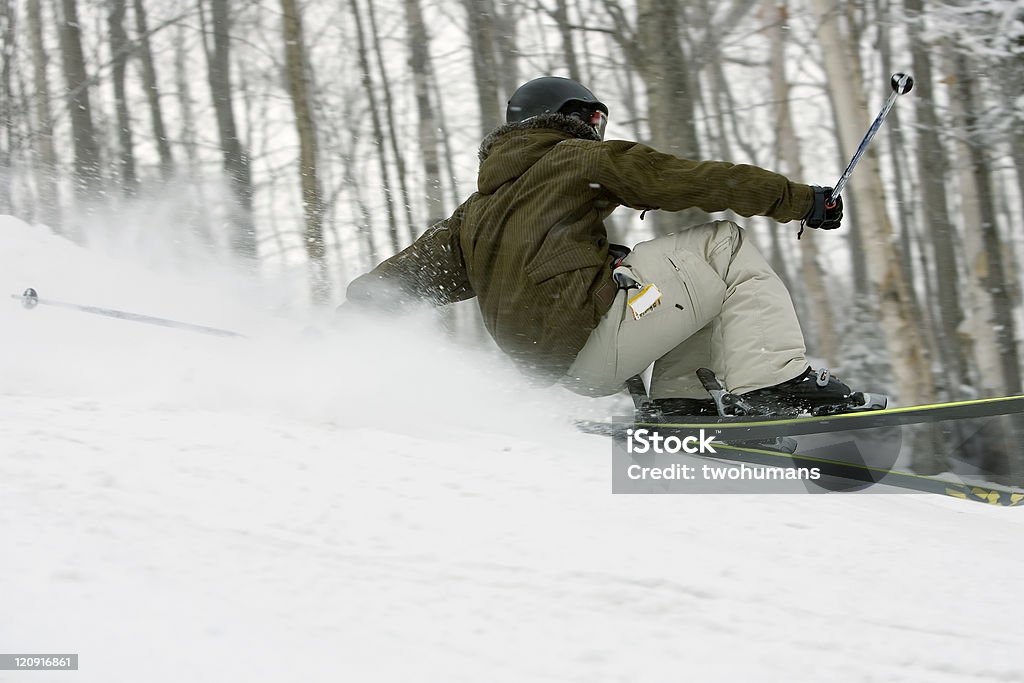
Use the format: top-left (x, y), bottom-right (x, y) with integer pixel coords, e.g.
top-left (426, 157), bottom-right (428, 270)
top-left (0, 0), bottom-right (1022, 478)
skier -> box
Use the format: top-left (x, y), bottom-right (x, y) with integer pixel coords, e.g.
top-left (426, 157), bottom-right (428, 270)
top-left (346, 76), bottom-right (881, 415)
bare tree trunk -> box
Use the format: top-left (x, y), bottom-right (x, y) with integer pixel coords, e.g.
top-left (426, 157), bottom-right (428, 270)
top-left (634, 0), bottom-right (699, 158)
top-left (0, 0), bottom-right (14, 213)
top-left (201, 0), bottom-right (256, 259)
top-left (280, 0), bottom-right (328, 303)
top-left (944, 49), bottom-right (1019, 481)
top-left (551, 0), bottom-right (580, 81)
top-left (705, 22), bottom-right (799, 308)
top-left (57, 0), bottom-right (103, 202)
top-left (630, 0), bottom-right (703, 232)
top-left (26, 0), bottom-right (61, 229)
top-left (491, 1), bottom-right (519, 98)
top-left (1009, 137), bottom-right (1024, 242)
top-left (463, 0), bottom-right (502, 136)
top-left (175, 20), bottom-right (198, 171)
top-left (367, 0), bottom-right (415, 244)
top-left (319, 89), bottom-right (370, 272)
top-left (133, 0), bottom-right (173, 182)
top-left (769, 0), bottom-right (837, 362)
top-left (877, 0), bottom-right (929, 337)
top-left (952, 125), bottom-right (1004, 398)
top-left (173, 18), bottom-right (211, 244)
top-left (337, 128), bottom-right (376, 269)
top-left (350, 0), bottom-right (400, 255)
top-left (606, 25), bottom-right (643, 144)
top-left (810, 0), bottom-right (943, 472)
top-left (107, 0), bottom-right (137, 196)
top-left (951, 53), bottom-right (1022, 398)
top-left (596, 0), bottom-right (702, 230)
top-left (905, 0), bottom-right (966, 395)
top-left (427, 67), bottom-right (462, 213)
top-left (843, 206), bottom-right (871, 298)
top-left (14, 68), bottom-right (37, 217)
top-left (403, 0), bottom-right (445, 228)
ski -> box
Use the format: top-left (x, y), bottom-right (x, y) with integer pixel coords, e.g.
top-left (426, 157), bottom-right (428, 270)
top-left (699, 442), bottom-right (1024, 507)
top-left (578, 394), bottom-right (1024, 443)
top-left (600, 422), bottom-right (1024, 506)
top-left (598, 421), bottom-right (1024, 507)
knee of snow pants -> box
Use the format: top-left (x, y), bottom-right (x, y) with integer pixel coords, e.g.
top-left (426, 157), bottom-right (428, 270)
top-left (563, 223), bottom-right (731, 397)
top-left (563, 220), bottom-right (807, 398)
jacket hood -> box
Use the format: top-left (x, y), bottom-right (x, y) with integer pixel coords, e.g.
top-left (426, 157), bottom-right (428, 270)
top-left (477, 113), bottom-right (600, 194)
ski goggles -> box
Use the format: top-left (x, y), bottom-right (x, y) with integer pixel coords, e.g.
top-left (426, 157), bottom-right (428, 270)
top-left (564, 106), bottom-right (608, 139)
top-left (588, 110), bottom-right (608, 139)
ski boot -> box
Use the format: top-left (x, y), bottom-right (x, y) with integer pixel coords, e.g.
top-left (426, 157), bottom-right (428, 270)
top-left (739, 366), bottom-right (887, 417)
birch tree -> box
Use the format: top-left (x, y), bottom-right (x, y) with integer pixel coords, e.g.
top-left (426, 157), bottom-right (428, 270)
top-left (202, 0), bottom-right (256, 259)
top-left (548, 0), bottom-right (581, 82)
top-left (949, 51), bottom-right (1022, 400)
top-left (27, 0), bottom-right (60, 228)
top-left (350, 0), bottom-right (400, 254)
top-left (0, 0), bottom-right (14, 213)
top-left (905, 0), bottom-right (965, 392)
top-left (133, 0), bottom-right (174, 182)
top-left (281, 0), bottom-right (328, 302)
top-left (768, 0), bottom-right (837, 361)
top-left (108, 0), bottom-right (137, 195)
top-left (598, 0), bottom-right (704, 233)
top-left (367, 0), bottom-right (414, 243)
top-left (809, 0), bottom-right (943, 472)
top-left (404, 0), bottom-right (445, 227)
top-left (463, 0), bottom-right (503, 136)
top-left (57, 0), bottom-right (102, 199)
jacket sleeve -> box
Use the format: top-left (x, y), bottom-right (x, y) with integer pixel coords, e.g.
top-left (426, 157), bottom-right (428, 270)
top-left (345, 201), bottom-right (475, 309)
top-left (586, 140), bottom-right (814, 223)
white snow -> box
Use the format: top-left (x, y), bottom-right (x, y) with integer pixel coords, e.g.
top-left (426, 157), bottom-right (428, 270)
top-left (2, 214), bottom-right (1023, 682)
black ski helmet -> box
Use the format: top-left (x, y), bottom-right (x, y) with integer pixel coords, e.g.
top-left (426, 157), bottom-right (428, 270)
top-left (506, 76), bottom-right (608, 124)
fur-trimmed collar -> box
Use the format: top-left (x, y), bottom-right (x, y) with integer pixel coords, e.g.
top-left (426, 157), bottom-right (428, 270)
top-left (478, 113), bottom-right (601, 162)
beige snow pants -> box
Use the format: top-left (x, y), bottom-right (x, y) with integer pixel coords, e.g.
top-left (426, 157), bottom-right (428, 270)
top-left (564, 220), bottom-right (808, 399)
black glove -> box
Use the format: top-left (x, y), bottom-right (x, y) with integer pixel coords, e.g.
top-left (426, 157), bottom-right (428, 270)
top-left (803, 186), bottom-right (843, 231)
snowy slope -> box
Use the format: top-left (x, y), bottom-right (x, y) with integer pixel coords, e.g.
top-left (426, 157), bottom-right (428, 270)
top-left (2, 215), bottom-right (1023, 683)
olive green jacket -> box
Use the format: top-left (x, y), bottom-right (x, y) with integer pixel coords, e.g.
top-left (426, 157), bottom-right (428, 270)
top-left (347, 114), bottom-right (813, 379)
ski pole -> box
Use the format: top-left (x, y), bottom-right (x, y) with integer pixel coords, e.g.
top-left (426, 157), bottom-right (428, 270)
top-left (10, 287), bottom-right (245, 338)
top-left (829, 72), bottom-right (914, 206)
